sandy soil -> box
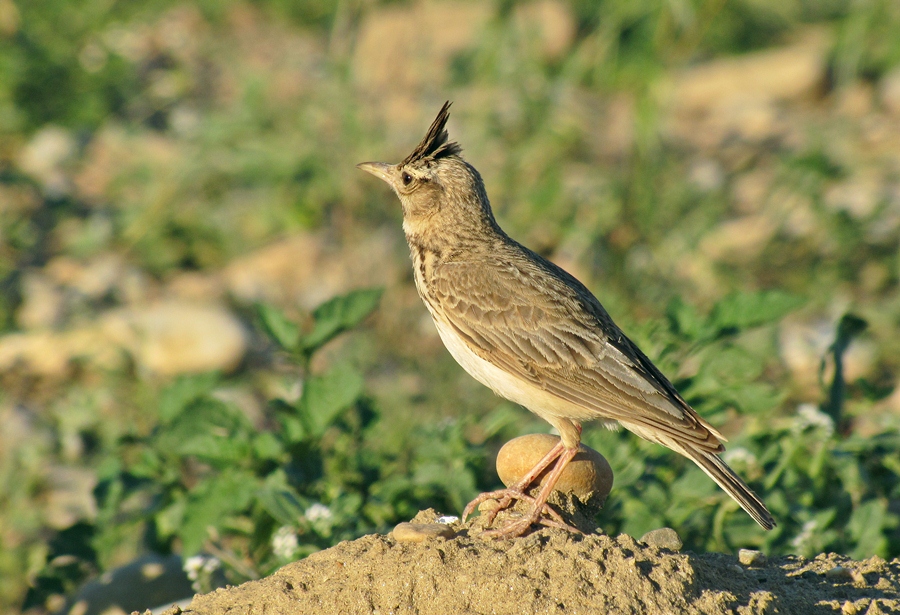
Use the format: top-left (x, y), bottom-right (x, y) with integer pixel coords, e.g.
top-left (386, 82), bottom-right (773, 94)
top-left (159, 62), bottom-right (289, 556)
top-left (156, 510), bottom-right (900, 615)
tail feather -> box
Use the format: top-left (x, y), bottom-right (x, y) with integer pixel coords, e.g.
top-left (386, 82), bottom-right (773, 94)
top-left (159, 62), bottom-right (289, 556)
top-left (688, 450), bottom-right (775, 530)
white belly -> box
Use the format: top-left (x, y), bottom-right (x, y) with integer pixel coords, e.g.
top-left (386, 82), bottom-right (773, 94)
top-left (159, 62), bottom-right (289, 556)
top-left (430, 315), bottom-right (611, 429)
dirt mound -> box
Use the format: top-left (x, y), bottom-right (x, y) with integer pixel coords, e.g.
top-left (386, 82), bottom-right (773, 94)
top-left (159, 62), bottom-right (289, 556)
top-left (159, 511), bottom-right (900, 615)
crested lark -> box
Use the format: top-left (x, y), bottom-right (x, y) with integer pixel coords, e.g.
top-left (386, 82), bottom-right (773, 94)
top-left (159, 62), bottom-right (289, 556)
top-left (358, 102), bottom-right (775, 537)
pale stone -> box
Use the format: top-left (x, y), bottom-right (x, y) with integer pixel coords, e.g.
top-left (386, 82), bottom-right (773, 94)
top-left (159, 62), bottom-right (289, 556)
top-left (688, 159), bottom-right (725, 192)
top-left (223, 232), bottom-right (400, 310)
top-left (16, 271), bottom-right (64, 330)
top-left (353, 2), bottom-right (491, 93)
top-left (0, 0), bottom-right (20, 36)
top-left (351, 2), bottom-right (494, 130)
top-left (0, 301), bottom-right (246, 378)
top-left (836, 82), bottom-right (874, 118)
top-left (825, 566), bottom-right (854, 581)
top-left (879, 66), bottom-right (900, 116)
top-left (17, 126), bottom-right (76, 196)
top-left (496, 434), bottom-right (613, 502)
top-left (167, 271), bottom-right (226, 302)
top-left (45, 253), bottom-right (125, 299)
top-left (669, 29), bottom-right (828, 112)
top-left (663, 29), bottom-right (829, 148)
top-left (0, 331), bottom-right (79, 377)
top-left (513, 0), bottom-right (575, 61)
top-left (392, 522), bottom-right (454, 543)
top-left (101, 301), bottom-right (246, 376)
top-left (640, 528), bottom-right (683, 552)
top-left (223, 235), bottom-right (324, 308)
top-left (699, 215), bottom-right (777, 262)
top-left (739, 549), bottom-right (767, 566)
top-left (732, 169), bottom-right (774, 214)
top-left (824, 174), bottom-right (883, 219)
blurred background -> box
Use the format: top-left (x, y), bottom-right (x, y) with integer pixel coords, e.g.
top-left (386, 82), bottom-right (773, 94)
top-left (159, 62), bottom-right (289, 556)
top-left (2, 0), bottom-right (900, 612)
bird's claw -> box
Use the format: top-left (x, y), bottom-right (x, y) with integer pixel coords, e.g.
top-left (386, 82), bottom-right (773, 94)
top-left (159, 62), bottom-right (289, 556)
top-left (462, 487), bottom-right (581, 538)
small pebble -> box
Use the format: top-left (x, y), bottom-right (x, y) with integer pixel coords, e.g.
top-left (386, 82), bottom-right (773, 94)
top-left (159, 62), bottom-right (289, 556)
top-left (639, 528), bottom-right (683, 552)
top-left (826, 565), bottom-right (865, 584)
top-left (738, 549), bottom-right (767, 567)
top-left (436, 515), bottom-right (459, 524)
top-left (826, 566), bottom-right (852, 580)
top-left (392, 522), bottom-right (455, 543)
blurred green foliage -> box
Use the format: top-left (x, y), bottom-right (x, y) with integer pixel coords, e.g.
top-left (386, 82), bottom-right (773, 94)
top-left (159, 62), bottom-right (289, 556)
top-left (24, 288), bottom-right (427, 605)
top-left (2, 0), bottom-right (900, 613)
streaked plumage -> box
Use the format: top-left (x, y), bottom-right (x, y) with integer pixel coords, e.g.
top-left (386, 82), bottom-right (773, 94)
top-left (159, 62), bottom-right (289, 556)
top-left (358, 102), bottom-right (775, 534)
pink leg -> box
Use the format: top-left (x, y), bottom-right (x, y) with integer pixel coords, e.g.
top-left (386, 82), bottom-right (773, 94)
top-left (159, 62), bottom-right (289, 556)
top-left (461, 440), bottom-right (565, 523)
top-left (481, 446), bottom-right (580, 539)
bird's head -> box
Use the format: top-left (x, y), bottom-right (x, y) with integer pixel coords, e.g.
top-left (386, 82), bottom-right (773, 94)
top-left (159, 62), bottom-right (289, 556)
top-left (357, 102), bottom-right (497, 240)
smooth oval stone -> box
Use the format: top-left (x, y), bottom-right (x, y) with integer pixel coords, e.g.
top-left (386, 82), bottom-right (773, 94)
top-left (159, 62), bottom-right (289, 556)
top-left (640, 527), bottom-right (683, 552)
top-left (825, 566), bottom-right (864, 584)
top-left (391, 522), bottom-right (455, 542)
top-left (496, 434), bottom-right (613, 501)
top-left (738, 549), bottom-right (767, 566)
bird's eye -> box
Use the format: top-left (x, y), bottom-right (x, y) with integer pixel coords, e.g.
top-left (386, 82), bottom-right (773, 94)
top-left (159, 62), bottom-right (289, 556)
top-left (401, 172), bottom-right (413, 186)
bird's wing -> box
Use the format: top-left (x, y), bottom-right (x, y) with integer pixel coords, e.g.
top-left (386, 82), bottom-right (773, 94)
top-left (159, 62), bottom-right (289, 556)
top-left (430, 250), bottom-right (724, 454)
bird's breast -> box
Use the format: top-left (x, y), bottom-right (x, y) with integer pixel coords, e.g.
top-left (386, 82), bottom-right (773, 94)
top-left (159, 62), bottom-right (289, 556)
top-left (426, 302), bottom-right (607, 428)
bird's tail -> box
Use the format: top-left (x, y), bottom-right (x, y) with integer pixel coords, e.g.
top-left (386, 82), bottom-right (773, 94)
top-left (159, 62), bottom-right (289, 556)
top-left (686, 449), bottom-right (776, 530)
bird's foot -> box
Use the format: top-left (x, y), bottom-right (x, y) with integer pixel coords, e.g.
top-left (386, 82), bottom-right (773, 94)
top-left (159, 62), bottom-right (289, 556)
top-left (461, 487), bottom-right (580, 538)
top-left (480, 507), bottom-right (581, 539)
top-left (462, 444), bottom-right (582, 539)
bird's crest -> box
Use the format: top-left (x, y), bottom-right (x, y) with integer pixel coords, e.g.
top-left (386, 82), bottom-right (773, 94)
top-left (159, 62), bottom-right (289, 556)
top-left (401, 101), bottom-right (462, 166)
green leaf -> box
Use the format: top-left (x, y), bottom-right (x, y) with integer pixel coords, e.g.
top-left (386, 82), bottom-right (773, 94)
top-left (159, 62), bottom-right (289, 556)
top-left (721, 382), bottom-right (784, 415)
top-left (252, 431), bottom-right (285, 461)
top-left (270, 398), bottom-right (308, 443)
top-left (710, 290), bottom-right (805, 332)
top-left (666, 296), bottom-right (708, 341)
top-left (702, 345), bottom-right (764, 385)
top-left (155, 496), bottom-right (186, 540)
top-left (258, 471), bottom-right (308, 527)
top-left (156, 398), bottom-right (253, 465)
top-left (298, 362), bottom-right (364, 438)
top-left (847, 499), bottom-right (892, 559)
top-left (178, 469), bottom-right (258, 555)
top-left (620, 487), bottom-right (665, 538)
top-left (158, 373), bottom-right (220, 423)
top-left (302, 288), bottom-right (382, 353)
top-left (257, 303), bottom-right (301, 350)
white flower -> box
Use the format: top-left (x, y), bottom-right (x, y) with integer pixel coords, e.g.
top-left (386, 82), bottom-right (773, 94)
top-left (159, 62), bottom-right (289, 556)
top-left (202, 557), bottom-right (221, 574)
top-left (183, 555), bottom-right (205, 581)
top-left (791, 519), bottom-right (817, 551)
top-left (722, 447), bottom-right (757, 467)
top-left (271, 526), bottom-right (300, 559)
top-left (794, 403), bottom-right (834, 437)
top-left (183, 555), bottom-right (221, 591)
top-left (304, 502), bottom-right (333, 522)
top-left (437, 516), bottom-right (459, 524)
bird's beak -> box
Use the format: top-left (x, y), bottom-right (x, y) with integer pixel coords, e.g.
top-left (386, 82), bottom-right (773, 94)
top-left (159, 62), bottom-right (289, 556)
top-left (356, 161), bottom-right (394, 184)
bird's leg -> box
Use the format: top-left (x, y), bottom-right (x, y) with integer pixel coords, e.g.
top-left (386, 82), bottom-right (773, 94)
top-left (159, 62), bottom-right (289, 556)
top-left (481, 445), bottom-right (580, 539)
top-left (462, 439), bottom-right (583, 537)
top-left (461, 440), bottom-right (565, 524)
